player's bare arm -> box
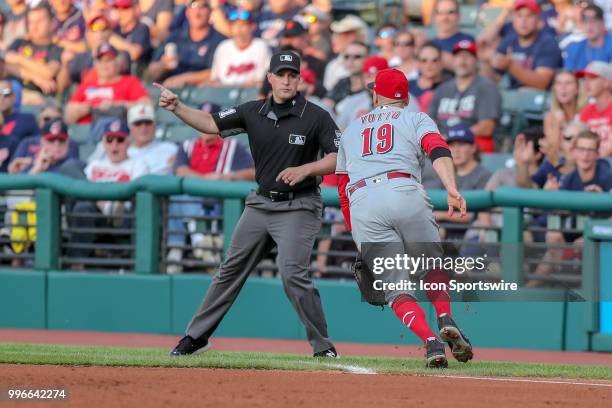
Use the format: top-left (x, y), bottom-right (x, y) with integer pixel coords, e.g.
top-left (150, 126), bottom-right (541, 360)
top-left (276, 153), bottom-right (337, 186)
top-left (153, 82), bottom-right (220, 135)
top-left (432, 156), bottom-right (467, 218)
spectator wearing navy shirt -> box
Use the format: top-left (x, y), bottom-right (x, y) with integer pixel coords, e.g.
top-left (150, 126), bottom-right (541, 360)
top-left (139, 0), bottom-right (175, 46)
top-left (0, 79), bottom-right (38, 154)
top-left (4, 4), bottom-right (62, 105)
top-left (564, 4), bottom-right (612, 71)
top-left (49, 0), bottom-right (86, 55)
top-left (431, 0), bottom-right (475, 71)
top-left (108, 0), bottom-right (152, 65)
top-left (147, 0), bottom-right (225, 87)
top-left (257, 0), bottom-right (301, 48)
top-left (491, 0), bottom-right (562, 90)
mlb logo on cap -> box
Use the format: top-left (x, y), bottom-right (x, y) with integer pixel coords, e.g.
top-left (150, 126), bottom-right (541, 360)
top-left (446, 124), bottom-right (474, 144)
top-left (110, 120), bottom-right (121, 132)
top-left (50, 121), bottom-right (62, 135)
top-left (280, 54), bottom-right (293, 62)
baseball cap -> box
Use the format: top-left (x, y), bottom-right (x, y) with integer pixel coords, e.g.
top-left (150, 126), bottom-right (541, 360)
top-left (452, 39), bottom-right (478, 56)
top-left (41, 118), bottom-right (69, 141)
top-left (88, 15), bottom-right (110, 32)
top-left (362, 56), bottom-right (389, 75)
top-left (102, 119), bottom-right (130, 139)
top-left (582, 4), bottom-right (604, 21)
top-left (110, 0), bottom-right (135, 8)
top-left (269, 51), bottom-right (301, 74)
top-left (447, 124), bottom-right (475, 144)
top-left (199, 102), bottom-right (222, 114)
top-left (576, 61), bottom-right (612, 81)
top-left (367, 68), bottom-right (408, 100)
top-left (330, 14), bottom-right (368, 34)
top-left (513, 0), bottom-right (541, 14)
top-left (300, 68), bottom-right (317, 86)
top-left (95, 43), bottom-right (118, 59)
top-left (281, 20), bottom-right (307, 37)
top-left (128, 104), bottom-right (156, 125)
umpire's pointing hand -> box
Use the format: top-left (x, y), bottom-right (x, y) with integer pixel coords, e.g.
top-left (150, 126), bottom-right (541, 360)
top-left (153, 82), bottom-right (179, 111)
top-left (447, 187), bottom-right (467, 218)
top-left (276, 166), bottom-right (309, 186)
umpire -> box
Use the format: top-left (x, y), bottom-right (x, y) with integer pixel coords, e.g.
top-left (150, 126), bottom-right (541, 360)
top-left (155, 51), bottom-right (340, 358)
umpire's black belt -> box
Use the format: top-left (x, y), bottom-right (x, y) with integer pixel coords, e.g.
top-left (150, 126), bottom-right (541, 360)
top-left (256, 187), bottom-right (319, 202)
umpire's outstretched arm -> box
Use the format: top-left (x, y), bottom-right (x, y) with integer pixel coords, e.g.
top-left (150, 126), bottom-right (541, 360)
top-left (153, 83), bottom-right (220, 135)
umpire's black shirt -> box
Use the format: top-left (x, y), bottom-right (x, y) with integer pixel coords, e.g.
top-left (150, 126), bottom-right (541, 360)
top-left (211, 92), bottom-right (340, 192)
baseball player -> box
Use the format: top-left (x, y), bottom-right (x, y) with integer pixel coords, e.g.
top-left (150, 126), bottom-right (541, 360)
top-left (336, 68), bottom-right (473, 368)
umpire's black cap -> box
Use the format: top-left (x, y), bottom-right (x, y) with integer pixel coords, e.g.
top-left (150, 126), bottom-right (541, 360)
top-left (269, 51), bottom-right (301, 74)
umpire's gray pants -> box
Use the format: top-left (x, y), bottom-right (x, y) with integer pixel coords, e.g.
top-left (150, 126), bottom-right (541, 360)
top-left (185, 191), bottom-right (334, 353)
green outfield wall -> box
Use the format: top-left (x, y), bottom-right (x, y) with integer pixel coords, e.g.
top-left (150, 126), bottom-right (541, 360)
top-left (1, 174), bottom-right (611, 351)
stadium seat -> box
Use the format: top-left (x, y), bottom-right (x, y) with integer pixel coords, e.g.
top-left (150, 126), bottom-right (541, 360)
top-left (146, 84), bottom-right (190, 102)
top-left (187, 86), bottom-right (241, 108)
top-left (459, 5), bottom-right (478, 28)
top-left (68, 124), bottom-right (92, 144)
top-left (18, 104), bottom-right (42, 118)
top-left (78, 143), bottom-right (96, 161)
top-left (481, 153), bottom-right (512, 173)
top-left (165, 125), bottom-right (198, 143)
top-left (156, 108), bottom-right (183, 126)
top-left (237, 87), bottom-right (260, 104)
top-left (478, 7), bottom-right (504, 27)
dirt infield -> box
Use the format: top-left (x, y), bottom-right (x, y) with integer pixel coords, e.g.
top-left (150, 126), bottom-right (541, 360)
top-left (3, 364), bottom-right (611, 408)
top-left (1, 328), bottom-right (610, 366)
top-left (2, 329), bottom-right (611, 407)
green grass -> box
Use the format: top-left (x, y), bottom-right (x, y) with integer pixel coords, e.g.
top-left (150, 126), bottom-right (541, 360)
top-left (1, 343), bottom-right (611, 380)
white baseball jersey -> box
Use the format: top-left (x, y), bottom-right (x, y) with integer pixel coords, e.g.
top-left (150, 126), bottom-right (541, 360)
top-left (210, 38), bottom-right (271, 86)
top-left (335, 105), bottom-right (440, 184)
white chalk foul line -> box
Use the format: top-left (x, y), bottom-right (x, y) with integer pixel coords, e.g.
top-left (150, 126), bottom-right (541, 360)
top-left (299, 360), bottom-right (377, 375)
top-left (424, 374), bottom-right (612, 388)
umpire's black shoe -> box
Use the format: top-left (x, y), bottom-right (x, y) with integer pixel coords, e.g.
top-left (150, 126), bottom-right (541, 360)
top-left (169, 335), bottom-right (210, 356)
top-left (438, 314), bottom-right (473, 363)
top-left (425, 338), bottom-right (448, 368)
top-left (313, 347), bottom-right (339, 358)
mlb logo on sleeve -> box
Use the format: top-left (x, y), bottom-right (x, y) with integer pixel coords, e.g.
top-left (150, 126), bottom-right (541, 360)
top-left (289, 134), bottom-right (306, 145)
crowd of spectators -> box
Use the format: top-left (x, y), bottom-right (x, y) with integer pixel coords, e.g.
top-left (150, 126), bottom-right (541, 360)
top-left (0, 0), bottom-right (610, 280)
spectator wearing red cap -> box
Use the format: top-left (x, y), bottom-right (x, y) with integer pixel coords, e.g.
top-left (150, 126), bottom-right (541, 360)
top-left (490, 0), bottom-right (562, 90)
top-left (209, 9), bottom-right (271, 87)
top-left (147, 0), bottom-right (226, 87)
top-left (409, 42), bottom-right (449, 112)
top-left (324, 41), bottom-right (369, 109)
top-left (578, 61), bottom-right (612, 156)
top-left (335, 56), bottom-right (418, 130)
top-left (5, 4), bottom-right (62, 105)
top-left (431, 0), bottom-right (476, 71)
top-left (65, 43), bottom-right (151, 124)
top-left (49, 0), bottom-right (86, 55)
top-left (429, 40), bottom-right (501, 153)
top-left (108, 0), bottom-right (152, 65)
top-left (57, 15), bottom-right (132, 94)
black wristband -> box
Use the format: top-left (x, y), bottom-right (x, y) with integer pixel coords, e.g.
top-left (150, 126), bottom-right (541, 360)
top-left (430, 147), bottom-right (452, 162)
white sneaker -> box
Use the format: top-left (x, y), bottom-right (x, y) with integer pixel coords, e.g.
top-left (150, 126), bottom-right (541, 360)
top-left (166, 248), bottom-right (183, 274)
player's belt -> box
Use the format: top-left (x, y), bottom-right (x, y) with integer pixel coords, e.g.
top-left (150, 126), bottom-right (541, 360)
top-left (348, 172), bottom-right (412, 195)
top-left (256, 187), bottom-right (319, 202)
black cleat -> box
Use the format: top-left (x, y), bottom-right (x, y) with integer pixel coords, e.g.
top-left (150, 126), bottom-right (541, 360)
top-left (425, 338), bottom-right (448, 368)
top-left (438, 314), bottom-right (473, 363)
top-left (169, 335), bottom-right (210, 356)
top-left (313, 347), bottom-right (339, 358)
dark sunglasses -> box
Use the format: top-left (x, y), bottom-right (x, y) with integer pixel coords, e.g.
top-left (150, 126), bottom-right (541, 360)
top-left (105, 136), bottom-right (127, 144)
top-left (343, 53), bottom-right (365, 60)
top-left (228, 10), bottom-right (252, 21)
top-left (132, 120), bottom-right (154, 127)
top-left (45, 137), bottom-right (67, 143)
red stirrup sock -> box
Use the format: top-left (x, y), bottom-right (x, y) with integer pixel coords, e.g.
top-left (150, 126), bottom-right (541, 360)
top-left (391, 295), bottom-right (437, 345)
top-left (425, 268), bottom-right (452, 318)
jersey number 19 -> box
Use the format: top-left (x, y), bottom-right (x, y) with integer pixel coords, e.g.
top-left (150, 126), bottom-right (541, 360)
top-left (361, 124), bottom-right (394, 156)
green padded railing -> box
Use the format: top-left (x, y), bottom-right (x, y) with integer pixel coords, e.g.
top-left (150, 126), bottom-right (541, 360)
top-left (1, 174), bottom-right (610, 277)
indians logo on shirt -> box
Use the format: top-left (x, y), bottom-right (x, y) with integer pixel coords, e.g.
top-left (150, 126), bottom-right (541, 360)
top-left (198, 45), bottom-right (209, 57)
top-left (226, 63), bottom-right (257, 76)
top-left (90, 167), bottom-right (131, 182)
